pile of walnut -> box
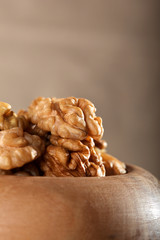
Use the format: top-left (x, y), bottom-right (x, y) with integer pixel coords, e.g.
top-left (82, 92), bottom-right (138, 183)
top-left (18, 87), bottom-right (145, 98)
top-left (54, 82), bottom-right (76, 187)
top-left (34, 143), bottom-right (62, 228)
top-left (0, 97), bottom-right (126, 177)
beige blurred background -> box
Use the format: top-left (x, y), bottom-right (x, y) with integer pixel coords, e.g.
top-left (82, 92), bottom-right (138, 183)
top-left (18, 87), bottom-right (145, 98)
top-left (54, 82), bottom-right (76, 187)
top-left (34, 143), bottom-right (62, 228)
top-left (0, 1), bottom-right (159, 178)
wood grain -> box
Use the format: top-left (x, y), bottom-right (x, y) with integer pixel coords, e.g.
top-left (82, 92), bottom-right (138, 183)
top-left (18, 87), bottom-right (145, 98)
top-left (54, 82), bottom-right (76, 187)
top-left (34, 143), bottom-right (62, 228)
top-left (0, 0), bottom-right (159, 178)
top-left (0, 165), bottom-right (159, 240)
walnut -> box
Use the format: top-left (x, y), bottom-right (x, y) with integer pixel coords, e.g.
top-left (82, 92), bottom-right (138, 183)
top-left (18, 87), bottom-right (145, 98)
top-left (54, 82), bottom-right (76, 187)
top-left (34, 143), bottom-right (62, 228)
top-left (94, 139), bottom-right (108, 150)
top-left (0, 102), bottom-right (18, 130)
top-left (86, 138), bottom-right (106, 177)
top-left (82, 136), bottom-right (95, 149)
top-left (40, 136), bottom-right (106, 177)
top-left (26, 97), bottom-right (105, 177)
top-left (17, 110), bottom-right (29, 121)
top-left (17, 115), bottom-right (29, 130)
top-left (81, 136), bottom-right (106, 176)
top-left (0, 127), bottom-right (45, 170)
top-left (50, 136), bottom-right (90, 167)
top-left (101, 152), bottom-right (126, 175)
top-left (0, 102), bottom-right (28, 131)
top-left (41, 144), bottom-right (93, 177)
top-left (78, 98), bottom-right (103, 140)
top-left (27, 97), bottom-right (103, 140)
top-left (18, 109), bottom-right (48, 138)
top-left (26, 123), bottom-right (48, 138)
top-left (40, 145), bottom-right (74, 177)
top-left (0, 98), bottom-right (126, 178)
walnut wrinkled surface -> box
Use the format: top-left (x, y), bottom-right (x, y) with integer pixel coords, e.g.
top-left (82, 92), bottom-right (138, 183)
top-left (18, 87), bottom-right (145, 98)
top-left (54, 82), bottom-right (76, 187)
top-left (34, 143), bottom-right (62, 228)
top-left (27, 97), bottom-right (103, 140)
top-left (0, 97), bottom-right (126, 177)
top-left (0, 127), bottom-right (44, 170)
top-left (40, 136), bottom-right (106, 177)
top-left (0, 102), bottom-right (28, 131)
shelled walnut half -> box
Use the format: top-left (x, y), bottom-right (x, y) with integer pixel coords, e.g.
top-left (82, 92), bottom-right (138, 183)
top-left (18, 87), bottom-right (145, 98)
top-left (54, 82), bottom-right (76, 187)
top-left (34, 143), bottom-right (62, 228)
top-left (0, 102), bottom-right (45, 171)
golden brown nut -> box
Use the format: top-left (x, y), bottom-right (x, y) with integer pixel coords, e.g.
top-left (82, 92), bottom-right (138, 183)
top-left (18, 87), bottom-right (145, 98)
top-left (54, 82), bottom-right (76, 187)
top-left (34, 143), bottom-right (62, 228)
top-left (27, 97), bottom-right (103, 140)
top-left (0, 127), bottom-right (45, 170)
top-left (18, 110), bottom-right (48, 138)
top-left (0, 102), bottom-right (18, 130)
top-left (81, 136), bottom-right (106, 176)
top-left (0, 98), bottom-right (126, 178)
top-left (86, 138), bottom-right (106, 177)
top-left (40, 145), bottom-right (73, 177)
top-left (17, 110), bottom-right (29, 121)
top-left (41, 135), bottom-right (106, 177)
top-left (26, 123), bottom-right (48, 138)
top-left (87, 161), bottom-right (105, 177)
top-left (94, 139), bottom-right (108, 150)
top-left (0, 102), bottom-right (28, 131)
top-left (41, 144), bottom-right (95, 177)
top-left (101, 152), bottom-right (126, 175)
top-left (78, 98), bottom-right (104, 140)
top-left (17, 115), bottom-right (29, 130)
top-left (50, 136), bottom-right (90, 168)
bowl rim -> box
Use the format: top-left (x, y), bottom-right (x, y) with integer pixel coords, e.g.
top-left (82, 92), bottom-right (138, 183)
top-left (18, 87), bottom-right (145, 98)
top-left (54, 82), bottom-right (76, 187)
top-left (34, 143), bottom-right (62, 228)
top-left (0, 164), bottom-right (149, 179)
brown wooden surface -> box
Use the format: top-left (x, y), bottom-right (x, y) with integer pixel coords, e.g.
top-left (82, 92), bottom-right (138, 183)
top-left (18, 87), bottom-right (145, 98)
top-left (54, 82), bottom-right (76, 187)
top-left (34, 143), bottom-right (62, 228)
top-left (0, 165), bottom-right (160, 240)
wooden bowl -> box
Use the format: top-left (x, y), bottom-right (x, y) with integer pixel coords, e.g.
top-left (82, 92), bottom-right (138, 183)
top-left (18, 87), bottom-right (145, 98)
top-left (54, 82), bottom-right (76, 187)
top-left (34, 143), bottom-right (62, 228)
top-left (0, 165), bottom-right (159, 240)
